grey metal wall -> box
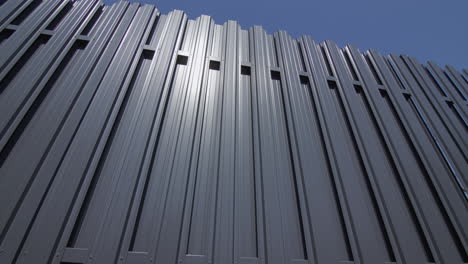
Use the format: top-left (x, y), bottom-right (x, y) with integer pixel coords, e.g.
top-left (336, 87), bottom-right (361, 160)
top-left (0, 0), bottom-right (467, 263)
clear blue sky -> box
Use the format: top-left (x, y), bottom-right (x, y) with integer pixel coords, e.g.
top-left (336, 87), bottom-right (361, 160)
top-left (104, 0), bottom-right (467, 70)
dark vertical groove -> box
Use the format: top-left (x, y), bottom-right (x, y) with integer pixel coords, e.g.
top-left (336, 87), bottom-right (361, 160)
top-left (245, 67), bottom-right (260, 258)
top-left (320, 45), bottom-right (334, 77)
top-left (12, 81), bottom-right (99, 264)
top-left (333, 86), bottom-right (396, 262)
top-left (364, 54), bottom-right (383, 85)
top-left (385, 57), bottom-right (406, 89)
top-left (127, 53), bottom-right (179, 253)
top-left (1, 2), bottom-right (466, 263)
top-left (343, 50), bottom-right (359, 81)
top-left (114, 46), bottom-right (162, 263)
top-left (45, 1), bottom-right (73, 30)
top-left (462, 70), bottom-right (468, 84)
top-left (0, 34), bottom-right (50, 94)
top-left (10, 0), bottom-right (42, 26)
top-left (81, 6), bottom-right (104, 36)
top-left (381, 91), bottom-right (436, 262)
top-left (424, 67), bottom-right (447, 97)
top-left (0, 40), bottom-right (85, 165)
top-left (69, 48), bottom-right (152, 249)
top-left (407, 98), bottom-right (468, 261)
top-left (444, 71), bottom-right (466, 100)
top-left (277, 75), bottom-right (308, 260)
top-left (145, 14), bottom-right (160, 45)
top-left (0, 42), bottom-right (87, 250)
top-left (53, 35), bottom-right (150, 263)
top-left (296, 41), bottom-right (307, 72)
top-left (322, 79), bottom-right (355, 261)
top-left (353, 90), bottom-right (397, 262)
top-left (446, 102), bottom-right (467, 131)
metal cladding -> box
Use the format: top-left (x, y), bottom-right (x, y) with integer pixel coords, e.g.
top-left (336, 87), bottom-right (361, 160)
top-left (0, 0), bottom-right (467, 263)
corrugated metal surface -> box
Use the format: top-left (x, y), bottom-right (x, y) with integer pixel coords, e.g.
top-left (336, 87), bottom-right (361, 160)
top-left (0, 0), bottom-right (467, 263)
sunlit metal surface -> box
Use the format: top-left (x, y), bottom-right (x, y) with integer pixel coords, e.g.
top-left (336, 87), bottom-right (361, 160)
top-left (0, 1), bottom-right (467, 263)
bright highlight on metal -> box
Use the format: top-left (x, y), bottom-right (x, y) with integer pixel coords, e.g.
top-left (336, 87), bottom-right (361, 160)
top-left (0, 0), bottom-right (467, 263)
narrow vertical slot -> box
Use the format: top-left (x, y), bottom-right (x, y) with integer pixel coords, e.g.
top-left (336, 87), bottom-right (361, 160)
top-left (128, 51), bottom-right (179, 251)
top-left (10, 0), bottom-right (42, 26)
top-left (177, 18), bottom-right (192, 53)
top-left (65, 63), bottom-right (139, 246)
top-left (462, 71), bottom-right (468, 85)
top-left (0, 41), bottom-right (87, 254)
top-left (0, 34), bottom-right (50, 94)
top-left (145, 14), bottom-right (159, 45)
top-left (333, 87), bottom-right (396, 262)
top-left (320, 45), bottom-right (334, 77)
top-left (380, 91), bottom-right (436, 262)
top-left (361, 86), bottom-right (435, 262)
top-left (365, 54), bottom-right (383, 85)
top-left (183, 59), bottom-right (217, 256)
top-left (271, 35), bottom-right (280, 67)
top-left (67, 50), bottom-right (152, 249)
top-left (401, 57), bottom-right (426, 91)
top-left (314, 79), bottom-right (354, 261)
top-left (45, 1), bottom-right (73, 30)
top-left (343, 50), bottom-right (359, 81)
top-left (67, 149), bottom-right (103, 248)
top-left (424, 67), bottom-right (447, 97)
top-left (446, 102), bottom-right (467, 131)
top-left (80, 6), bottom-right (103, 36)
top-left (292, 166), bottom-right (309, 260)
top-left (356, 88), bottom-right (399, 262)
top-left (408, 95), bottom-right (467, 192)
top-left (385, 58), bottom-right (407, 90)
top-left (238, 69), bottom-right (257, 258)
top-left (274, 73), bottom-right (307, 260)
top-left (2, 41), bottom-right (88, 264)
top-left (296, 41), bottom-right (307, 72)
top-left (443, 71), bottom-right (466, 100)
top-left (406, 97), bottom-right (468, 262)
top-left (0, 39), bottom-right (87, 167)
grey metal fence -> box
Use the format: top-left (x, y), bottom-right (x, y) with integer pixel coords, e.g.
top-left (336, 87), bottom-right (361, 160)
top-left (0, 1), bottom-right (467, 263)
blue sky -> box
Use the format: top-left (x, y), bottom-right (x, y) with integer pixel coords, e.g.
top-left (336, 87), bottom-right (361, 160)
top-left (104, 0), bottom-right (467, 70)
